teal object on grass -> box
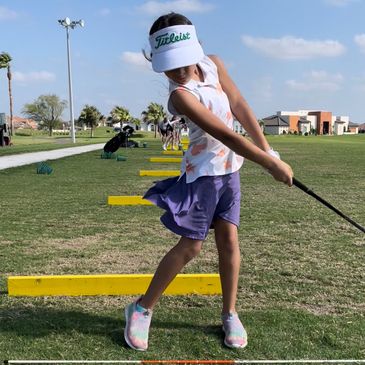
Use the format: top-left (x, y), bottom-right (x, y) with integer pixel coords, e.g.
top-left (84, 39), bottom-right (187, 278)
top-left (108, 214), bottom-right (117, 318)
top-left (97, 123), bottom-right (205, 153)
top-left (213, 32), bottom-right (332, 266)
top-left (101, 151), bottom-right (115, 159)
top-left (36, 162), bottom-right (53, 175)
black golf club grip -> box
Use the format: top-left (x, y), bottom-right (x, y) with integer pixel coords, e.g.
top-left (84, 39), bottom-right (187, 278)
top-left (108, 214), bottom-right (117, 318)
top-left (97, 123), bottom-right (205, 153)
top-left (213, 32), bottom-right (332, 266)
top-left (293, 177), bottom-right (365, 234)
top-left (293, 177), bottom-right (311, 193)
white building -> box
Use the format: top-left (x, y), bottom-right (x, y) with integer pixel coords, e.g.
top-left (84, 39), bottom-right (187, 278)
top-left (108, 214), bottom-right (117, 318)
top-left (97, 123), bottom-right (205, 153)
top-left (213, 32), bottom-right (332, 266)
top-left (332, 116), bottom-right (349, 135)
top-left (233, 120), bottom-right (246, 135)
top-left (263, 110), bottom-right (351, 135)
top-left (261, 115), bottom-right (289, 135)
top-left (140, 121), bottom-right (155, 132)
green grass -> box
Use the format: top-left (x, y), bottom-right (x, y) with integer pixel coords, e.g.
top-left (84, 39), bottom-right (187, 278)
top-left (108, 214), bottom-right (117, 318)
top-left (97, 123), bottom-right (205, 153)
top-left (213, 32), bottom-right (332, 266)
top-left (0, 127), bottom-right (156, 156)
top-left (0, 134), bottom-right (364, 361)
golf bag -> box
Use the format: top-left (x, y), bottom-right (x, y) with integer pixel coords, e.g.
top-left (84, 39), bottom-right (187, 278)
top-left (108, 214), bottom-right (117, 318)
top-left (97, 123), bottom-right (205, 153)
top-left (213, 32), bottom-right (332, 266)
top-left (103, 126), bottom-right (138, 153)
top-left (122, 125), bottom-right (134, 135)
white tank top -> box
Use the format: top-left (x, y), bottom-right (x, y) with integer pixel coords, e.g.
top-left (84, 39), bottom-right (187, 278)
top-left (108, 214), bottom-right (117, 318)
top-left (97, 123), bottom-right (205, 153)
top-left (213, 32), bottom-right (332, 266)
top-left (168, 55), bottom-right (244, 183)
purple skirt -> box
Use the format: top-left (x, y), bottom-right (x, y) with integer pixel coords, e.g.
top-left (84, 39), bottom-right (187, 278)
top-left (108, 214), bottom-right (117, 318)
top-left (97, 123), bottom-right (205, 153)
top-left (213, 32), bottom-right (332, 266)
top-left (143, 172), bottom-right (241, 240)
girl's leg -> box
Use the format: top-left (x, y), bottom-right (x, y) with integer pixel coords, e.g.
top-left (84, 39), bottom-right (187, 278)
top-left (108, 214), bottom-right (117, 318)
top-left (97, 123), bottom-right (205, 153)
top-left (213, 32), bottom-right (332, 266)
top-left (161, 132), bottom-right (166, 146)
top-left (214, 218), bottom-right (240, 313)
top-left (164, 133), bottom-right (173, 150)
top-left (172, 129), bottom-right (179, 149)
top-left (140, 236), bottom-right (203, 309)
top-left (125, 236), bottom-right (202, 351)
top-left (214, 218), bottom-right (247, 349)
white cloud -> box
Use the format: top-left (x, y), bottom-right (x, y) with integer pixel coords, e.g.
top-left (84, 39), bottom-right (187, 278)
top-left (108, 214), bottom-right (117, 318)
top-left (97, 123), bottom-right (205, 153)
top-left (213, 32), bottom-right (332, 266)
top-left (354, 34), bottom-right (365, 54)
top-left (0, 6), bottom-right (18, 20)
top-left (99, 8), bottom-right (111, 16)
top-left (13, 71), bottom-right (56, 83)
top-left (137, 0), bottom-right (214, 15)
top-left (241, 35), bottom-right (346, 60)
top-left (120, 51), bottom-right (151, 69)
top-left (323, 0), bottom-right (358, 7)
top-left (286, 70), bottom-right (344, 92)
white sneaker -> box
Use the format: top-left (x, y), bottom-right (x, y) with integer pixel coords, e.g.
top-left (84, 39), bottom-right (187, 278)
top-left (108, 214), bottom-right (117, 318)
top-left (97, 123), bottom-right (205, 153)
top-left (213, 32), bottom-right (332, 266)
top-left (124, 298), bottom-right (152, 351)
top-left (222, 312), bottom-right (247, 349)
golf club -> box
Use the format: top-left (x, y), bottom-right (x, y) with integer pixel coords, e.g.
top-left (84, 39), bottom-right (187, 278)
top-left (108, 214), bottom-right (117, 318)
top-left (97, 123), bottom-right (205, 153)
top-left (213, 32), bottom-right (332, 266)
top-left (293, 177), bottom-right (365, 234)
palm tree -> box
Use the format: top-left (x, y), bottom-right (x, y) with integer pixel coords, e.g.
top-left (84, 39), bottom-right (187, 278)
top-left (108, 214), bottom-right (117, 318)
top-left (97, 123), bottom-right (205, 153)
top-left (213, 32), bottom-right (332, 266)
top-left (130, 117), bottom-right (141, 130)
top-left (78, 105), bottom-right (103, 138)
top-left (0, 52), bottom-right (13, 136)
top-left (108, 106), bottom-right (131, 128)
top-left (141, 102), bottom-right (166, 138)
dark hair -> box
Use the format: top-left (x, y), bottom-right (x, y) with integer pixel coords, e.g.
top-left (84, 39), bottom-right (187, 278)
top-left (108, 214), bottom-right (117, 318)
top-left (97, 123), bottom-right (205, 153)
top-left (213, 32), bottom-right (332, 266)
top-left (149, 12), bottom-right (192, 35)
top-left (143, 13), bottom-right (192, 61)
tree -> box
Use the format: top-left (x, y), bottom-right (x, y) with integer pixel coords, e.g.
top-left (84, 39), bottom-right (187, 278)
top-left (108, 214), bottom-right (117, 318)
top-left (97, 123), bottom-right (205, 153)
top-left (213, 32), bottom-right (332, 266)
top-left (108, 106), bottom-right (131, 127)
top-left (130, 117), bottom-right (141, 130)
top-left (258, 119), bottom-right (265, 132)
top-left (141, 102), bottom-right (166, 138)
top-left (22, 94), bottom-right (67, 136)
top-left (77, 105), bottom-right (103, 138)
top-left (0, 52), bottom-right (14, 136)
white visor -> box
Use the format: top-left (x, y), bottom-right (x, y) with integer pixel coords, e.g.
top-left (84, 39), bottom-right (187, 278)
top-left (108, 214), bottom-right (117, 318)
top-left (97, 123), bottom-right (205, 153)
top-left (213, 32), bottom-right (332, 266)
top-left (149, 24), bottom-right (205, 73)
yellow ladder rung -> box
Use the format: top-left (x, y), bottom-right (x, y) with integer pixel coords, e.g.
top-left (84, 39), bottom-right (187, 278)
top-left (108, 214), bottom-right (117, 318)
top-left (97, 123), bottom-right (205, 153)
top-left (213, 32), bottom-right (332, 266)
top-left (108, 196), bottom-right (153, 205)
top-left (139, 170), bottom-right (180, 177)
top-left (162, 150), bottom-right (183, 155)
top-left (149, 157), bottom-right (182, 163)
top-left (7, 273), bottom-right (222, 296)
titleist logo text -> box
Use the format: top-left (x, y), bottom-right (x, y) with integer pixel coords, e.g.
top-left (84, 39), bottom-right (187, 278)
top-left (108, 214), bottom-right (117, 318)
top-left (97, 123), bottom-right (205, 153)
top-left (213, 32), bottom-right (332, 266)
top-left (155, 32), bottom-right (191, 49)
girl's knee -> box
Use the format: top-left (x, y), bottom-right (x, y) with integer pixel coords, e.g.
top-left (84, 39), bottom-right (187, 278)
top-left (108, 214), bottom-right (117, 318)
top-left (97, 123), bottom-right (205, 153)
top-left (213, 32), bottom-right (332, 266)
top-left (190, 242), bottom-right (203, 257)
top-left (186, 241), bottom-right (203, 259)
top-left (215, 232), bottom-right (239, 255)
top-left (177, 238), bottom-right (203, 261)
top-left (224, 239), bottom-right (240, 255)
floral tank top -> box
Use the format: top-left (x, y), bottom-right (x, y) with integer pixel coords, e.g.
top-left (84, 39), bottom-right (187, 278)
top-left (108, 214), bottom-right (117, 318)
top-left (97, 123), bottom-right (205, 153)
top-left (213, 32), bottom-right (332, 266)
top-left (168, 55), bottom-right (244, 183)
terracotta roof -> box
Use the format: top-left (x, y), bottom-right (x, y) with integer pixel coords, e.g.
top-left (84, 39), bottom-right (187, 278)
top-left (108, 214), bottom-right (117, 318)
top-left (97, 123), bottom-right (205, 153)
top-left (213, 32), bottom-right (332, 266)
top-left (7, 116), bottom-right (38, 129)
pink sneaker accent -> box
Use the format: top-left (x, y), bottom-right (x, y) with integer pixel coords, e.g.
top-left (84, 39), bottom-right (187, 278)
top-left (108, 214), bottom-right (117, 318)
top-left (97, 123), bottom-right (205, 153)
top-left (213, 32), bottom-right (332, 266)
top-left (124, 298), bottom-right (152, 351)
top-left (222, 312), bottom-right (247, 349)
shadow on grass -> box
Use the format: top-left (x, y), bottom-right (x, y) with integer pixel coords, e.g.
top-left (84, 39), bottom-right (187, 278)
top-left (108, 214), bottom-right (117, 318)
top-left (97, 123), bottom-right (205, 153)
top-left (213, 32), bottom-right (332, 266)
top-left (0, 305), bottom-right (221, 349)
top-left (1, 305), bottom-right (365, 358)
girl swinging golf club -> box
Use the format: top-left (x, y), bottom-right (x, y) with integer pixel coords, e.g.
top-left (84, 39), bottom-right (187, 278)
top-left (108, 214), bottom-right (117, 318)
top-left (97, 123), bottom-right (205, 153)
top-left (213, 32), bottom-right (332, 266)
top-left (124, 12), bottom-right (293, 351)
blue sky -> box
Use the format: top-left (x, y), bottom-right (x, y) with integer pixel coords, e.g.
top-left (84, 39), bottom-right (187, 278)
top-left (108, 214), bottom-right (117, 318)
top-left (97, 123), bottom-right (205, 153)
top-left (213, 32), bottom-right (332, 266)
top-left (1, 0), bottom-right (365, 123)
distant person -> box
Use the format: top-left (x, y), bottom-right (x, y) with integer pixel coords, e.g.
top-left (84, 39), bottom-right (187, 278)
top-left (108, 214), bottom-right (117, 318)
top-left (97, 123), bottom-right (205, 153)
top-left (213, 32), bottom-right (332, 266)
top-left (124, 12), bottom-right (293, 351)
top-left (158, 117), bottom-right (174, 150)
top-left (174, 117), bottom-right (186, 147)
top-left (163, 115), bottom-right (181, 150)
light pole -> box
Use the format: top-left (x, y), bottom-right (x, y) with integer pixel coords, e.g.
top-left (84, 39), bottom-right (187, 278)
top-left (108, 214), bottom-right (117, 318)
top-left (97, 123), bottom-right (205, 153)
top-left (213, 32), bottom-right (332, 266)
top-left (58, 17), bottom-right (84, 143)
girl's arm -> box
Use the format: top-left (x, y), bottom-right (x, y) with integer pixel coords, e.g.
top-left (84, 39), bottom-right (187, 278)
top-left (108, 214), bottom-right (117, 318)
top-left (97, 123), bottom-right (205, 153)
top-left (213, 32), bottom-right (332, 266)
top-left (209, 55), bottom-right (270, 152)
top-left (169, 88), bottom-right (293, 186)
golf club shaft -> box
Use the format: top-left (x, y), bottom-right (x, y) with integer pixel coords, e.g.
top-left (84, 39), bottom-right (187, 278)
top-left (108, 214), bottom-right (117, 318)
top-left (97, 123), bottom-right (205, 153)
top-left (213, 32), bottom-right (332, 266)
top-left (293, 178), bottom-right (365, 234)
